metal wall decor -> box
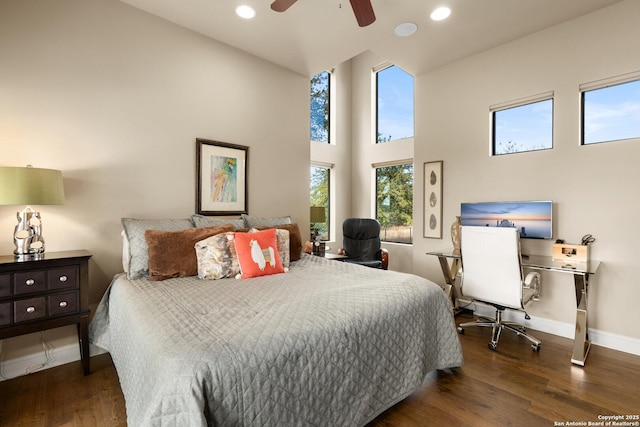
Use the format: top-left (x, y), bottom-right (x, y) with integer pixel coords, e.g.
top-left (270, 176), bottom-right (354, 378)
top-left (423, 161), bottom-right (443, 239)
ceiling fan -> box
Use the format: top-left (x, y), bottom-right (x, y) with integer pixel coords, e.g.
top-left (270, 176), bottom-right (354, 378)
top-left (270, 0), bottom-right (376, 27)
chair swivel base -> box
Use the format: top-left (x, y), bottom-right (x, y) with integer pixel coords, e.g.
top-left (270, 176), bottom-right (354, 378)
top-left (457, 310), bottom-right (541, 352)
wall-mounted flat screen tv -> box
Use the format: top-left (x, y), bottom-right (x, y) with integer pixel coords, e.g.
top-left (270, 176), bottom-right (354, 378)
top-left (460, 200), bottom-right (553, 239)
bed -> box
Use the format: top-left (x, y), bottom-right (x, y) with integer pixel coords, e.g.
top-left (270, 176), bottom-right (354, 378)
top-left (90, 219), bottom-right (463, 426)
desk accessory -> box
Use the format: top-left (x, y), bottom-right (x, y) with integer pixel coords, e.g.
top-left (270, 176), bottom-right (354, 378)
top-left (312, 241), bottom-right (326, 256)
top-left (552, 242), bottom-right (590, 263)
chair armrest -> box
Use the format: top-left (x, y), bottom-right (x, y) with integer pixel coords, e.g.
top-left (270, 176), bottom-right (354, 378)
top-left (379, 248), bottom-right (389, 270)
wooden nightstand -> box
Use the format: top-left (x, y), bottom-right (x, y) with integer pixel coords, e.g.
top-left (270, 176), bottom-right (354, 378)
top-left (0, 250), bottom-right (92, 375)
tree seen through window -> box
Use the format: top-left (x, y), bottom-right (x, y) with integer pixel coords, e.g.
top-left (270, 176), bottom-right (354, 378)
top-left (310, 166), bottom-right (329, 240)
top-left (376, 163), bottom-right (413, 244)
top-left (310, 71), bottom-right (330, 143)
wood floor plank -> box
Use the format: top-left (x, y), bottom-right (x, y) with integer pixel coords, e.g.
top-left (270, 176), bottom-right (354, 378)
top-left (1, 323), bottom-right (638, 426)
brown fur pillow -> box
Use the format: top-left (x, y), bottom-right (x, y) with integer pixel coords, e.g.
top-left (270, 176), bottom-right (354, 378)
top-left (145, 224), bottom-right (234, 281)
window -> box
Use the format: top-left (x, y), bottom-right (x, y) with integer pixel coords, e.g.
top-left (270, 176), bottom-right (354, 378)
top-left (310, 71), bottom-right (330, 143)
top-left (492, 96), bottom-right (553, 155)
top-left (582, 78), bottom-right (640, 145)
top-left (375, 162), bottom-right (413, 244)
top-left (376, 65), bottom-right (414, 143)
top-left (310, 165), bottom-right (330, 240)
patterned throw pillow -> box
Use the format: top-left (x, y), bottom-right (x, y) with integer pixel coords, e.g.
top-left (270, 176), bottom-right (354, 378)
top-left (196, 228), bottom-right (290, 280)
top-left (234, 228), bottom-right (284, 278)
top-left (195, 232), bottom-right (240, 280)
top-left (254, 223), bottom-right (302, 261)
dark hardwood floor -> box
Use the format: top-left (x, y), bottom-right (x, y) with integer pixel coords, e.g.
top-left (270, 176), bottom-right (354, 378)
top-left (1, 321), bottom-right (639, 426)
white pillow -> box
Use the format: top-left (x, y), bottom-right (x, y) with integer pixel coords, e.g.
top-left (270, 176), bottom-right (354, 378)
top-left (121, 230), bottom-right (129, 274)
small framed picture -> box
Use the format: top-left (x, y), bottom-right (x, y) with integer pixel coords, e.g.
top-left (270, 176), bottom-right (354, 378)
top-left (196, 138), bottom-right (248, 215)
top-left (423, 161), bottom-right (443, 239)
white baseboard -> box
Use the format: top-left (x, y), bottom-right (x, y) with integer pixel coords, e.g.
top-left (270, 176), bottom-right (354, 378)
top-left (0, 343), bottom-right (106, 381)
top-left (467, 303), bottom-right (640, 356)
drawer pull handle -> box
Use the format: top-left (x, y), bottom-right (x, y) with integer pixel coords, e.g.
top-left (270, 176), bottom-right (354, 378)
top-left (59, 275), bottom-right (68, 282)
top-left (26, 279), bottom-right (35, 286)
top-left (59, 301), bottom-right (68, 308)
top-left (26, 306), bottom-right (36, 313)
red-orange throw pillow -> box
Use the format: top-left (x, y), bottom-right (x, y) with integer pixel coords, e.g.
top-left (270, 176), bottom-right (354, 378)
top-left (234, 228), bottom-right (284, 278)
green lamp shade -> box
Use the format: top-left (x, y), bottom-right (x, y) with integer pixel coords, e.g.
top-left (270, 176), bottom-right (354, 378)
top-left (0, 166), bottom-right (65, 206)
top-left (310, 206), bottom-right (326, 223)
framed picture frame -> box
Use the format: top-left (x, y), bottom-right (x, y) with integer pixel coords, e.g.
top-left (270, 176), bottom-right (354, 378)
top-left (423, 160), bottom-right (443, 238)
top-left (196, 138), bottom-right (248, 215)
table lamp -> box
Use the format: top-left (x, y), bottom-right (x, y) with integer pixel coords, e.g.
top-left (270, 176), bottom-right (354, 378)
top-left (0, 165), bottom-right (65, 259)
top-left (310, 206), bottom-right (326, 241)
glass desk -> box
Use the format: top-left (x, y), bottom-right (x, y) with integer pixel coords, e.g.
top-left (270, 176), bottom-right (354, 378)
top-left (426, 248), bottom-right (600, 366)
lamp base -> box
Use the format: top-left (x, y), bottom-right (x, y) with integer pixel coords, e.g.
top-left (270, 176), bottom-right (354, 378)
top-left (13, 208), bottom-right (46, 259)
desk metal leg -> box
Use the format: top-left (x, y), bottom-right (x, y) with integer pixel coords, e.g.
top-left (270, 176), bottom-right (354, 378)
top-left (436, 256), bottom-right (461, 313)
top-left (571, 273), bottom-right (591, 366)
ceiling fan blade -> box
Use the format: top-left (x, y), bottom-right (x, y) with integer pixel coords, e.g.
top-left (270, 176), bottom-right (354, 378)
top-left (271, 0), bottom-right (298, 12)
top-left (349, 0), bottom-right (376, 27)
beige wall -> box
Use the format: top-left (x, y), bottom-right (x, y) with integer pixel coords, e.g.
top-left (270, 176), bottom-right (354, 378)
top-left (2, 0), bottom-right (639, 375)
top-left (413, 0), bottom-right (640, 349)
top-left (0, 0), bottom-right (309, 368)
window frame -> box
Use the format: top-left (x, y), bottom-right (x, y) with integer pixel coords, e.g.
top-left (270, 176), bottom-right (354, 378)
top-left (375, 64), bottom-right (415, 144)
top-left (310, 70), bottom-right (331, 144)
top-left (310, 164), bottom-right (331, 241)
top-left (580, 73), bottom-right (640, 146)
top-left (490, 92), bottom-right (554, 156)
top-left (374, 160), bottom-right (414, 245)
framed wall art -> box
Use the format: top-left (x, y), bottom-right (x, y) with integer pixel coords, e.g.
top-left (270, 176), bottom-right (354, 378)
top-left (196, 138), bottom-right (248, 215)
top-left (423, 160), bottom-right (443, 238)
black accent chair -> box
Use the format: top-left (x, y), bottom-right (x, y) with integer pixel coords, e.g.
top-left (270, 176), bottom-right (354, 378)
top-left (339, 218), bottom-right (389, 270)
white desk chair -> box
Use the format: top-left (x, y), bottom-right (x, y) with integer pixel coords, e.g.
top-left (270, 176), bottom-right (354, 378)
top-left (458, 226), bottom-right (542, 351)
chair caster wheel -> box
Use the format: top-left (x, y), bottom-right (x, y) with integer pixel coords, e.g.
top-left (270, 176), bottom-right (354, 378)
top-left (532, 344), bottom-right (541, 352)
top-left (488, 343), bottom-right (497, 351)
top-left (457, 326), bottom-right (464, 334)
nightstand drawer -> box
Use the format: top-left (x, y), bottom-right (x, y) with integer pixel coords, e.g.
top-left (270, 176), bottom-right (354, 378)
top-left (48, 291), bottom-right (78, 316)
top-left (14, 297), bottom-right (46, 323)
top-left (14, 271), bottom-right (47, 294)
top-left (0, 274), bottom-right (10, 297)
top-left (48, 267), bottom-right (78, 290)
top-left (0, 250), bottom-right (92, 375)
top-left (0, 302), bottom-right (10, 326)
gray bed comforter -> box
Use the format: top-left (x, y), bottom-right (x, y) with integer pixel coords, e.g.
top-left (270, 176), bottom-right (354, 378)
top-left (90, 254), bottom-right (463, 426)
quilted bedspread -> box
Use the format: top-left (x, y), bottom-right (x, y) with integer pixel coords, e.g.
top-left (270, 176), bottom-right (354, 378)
top-left (90, 254), bottom-right (463, 426)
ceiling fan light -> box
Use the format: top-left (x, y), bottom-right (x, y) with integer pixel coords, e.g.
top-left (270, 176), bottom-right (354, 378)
top-left (430, 6), bottom-right (451, 21)
top-left (235, 5), bottom-right (256, 19)
top-left (394, 22), bottom-right (418, 37)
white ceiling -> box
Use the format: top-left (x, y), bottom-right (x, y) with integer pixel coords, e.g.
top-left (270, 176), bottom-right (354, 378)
top-left (120, 0), bottom-right (622, 77)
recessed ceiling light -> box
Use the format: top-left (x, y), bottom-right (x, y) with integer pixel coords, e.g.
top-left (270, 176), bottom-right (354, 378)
top-left (235, 5), bottom-right (256, 19)
top-left (394, 22), bottom-right (418, 37)
top-left (430, 6), bottom-right (451, 21)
